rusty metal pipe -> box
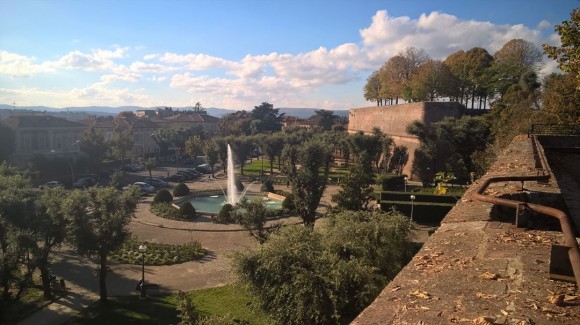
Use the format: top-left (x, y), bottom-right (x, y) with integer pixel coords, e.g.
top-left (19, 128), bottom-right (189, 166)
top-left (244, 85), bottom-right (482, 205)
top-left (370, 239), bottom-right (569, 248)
top-left (472, 136), bottom-right (580, 288)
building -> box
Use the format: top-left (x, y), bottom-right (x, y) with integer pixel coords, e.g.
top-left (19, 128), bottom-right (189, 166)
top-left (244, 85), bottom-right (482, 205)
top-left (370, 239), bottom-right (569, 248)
top-left (1, 114), bottom-right (85, 164)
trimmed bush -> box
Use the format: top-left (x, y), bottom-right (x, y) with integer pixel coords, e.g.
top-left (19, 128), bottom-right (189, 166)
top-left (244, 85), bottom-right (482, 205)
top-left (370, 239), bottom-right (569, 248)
top-left (235, 179), bottom-right (244, 192)
top-left (173, 183), bottom-right (191, 197)
top-left (282, 193), bottom-right (296, 212)
top-left (154, 189), bottom-right (173, 203)
top-left (217, 203), bottom-right (234, 223)
top-left (179, 202), bottom-right (196, 219)
top-left (261, 178), bottom-right (275, 193)
top-left (378, 174), bottom-right (407, 191)
top-left (380, 191), bottom-right (459, 204)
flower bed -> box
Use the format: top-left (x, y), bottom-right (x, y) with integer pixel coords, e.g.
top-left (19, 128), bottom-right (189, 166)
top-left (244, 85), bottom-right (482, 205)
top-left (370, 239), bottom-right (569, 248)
top-left (111, 238), bottom-right (206, 266)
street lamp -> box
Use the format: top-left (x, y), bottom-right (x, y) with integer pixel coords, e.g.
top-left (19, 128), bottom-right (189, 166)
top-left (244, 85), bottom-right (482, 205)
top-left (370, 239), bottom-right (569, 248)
top-left (139, 244), bottom-right (147, 298)
top-left (410, 195), bottom-right (416, 222)
top-left (404, 176), bottom-right (408, 192)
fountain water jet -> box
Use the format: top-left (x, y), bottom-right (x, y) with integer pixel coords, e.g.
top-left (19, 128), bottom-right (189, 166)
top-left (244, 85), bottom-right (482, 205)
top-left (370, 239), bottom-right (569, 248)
top-left (226, 144), bottom-right (239, 205)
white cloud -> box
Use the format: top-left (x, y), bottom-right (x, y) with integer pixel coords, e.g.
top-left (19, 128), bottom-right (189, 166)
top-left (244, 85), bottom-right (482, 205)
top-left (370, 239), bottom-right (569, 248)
top-left (143, 54), bottom-right (158, 60)
top-left (0, 51), bottom-right (54, 77)
top-left (160, 52), bottom-right (233, 70)
top-left (130, 61), bottom-right (176, 74)
top-left (537, 20), bottom-right (552, 30)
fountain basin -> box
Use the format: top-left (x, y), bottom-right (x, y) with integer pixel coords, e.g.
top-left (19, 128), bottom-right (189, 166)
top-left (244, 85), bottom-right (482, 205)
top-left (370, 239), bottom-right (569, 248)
top-left (173, 192), bottom-right (283, 215)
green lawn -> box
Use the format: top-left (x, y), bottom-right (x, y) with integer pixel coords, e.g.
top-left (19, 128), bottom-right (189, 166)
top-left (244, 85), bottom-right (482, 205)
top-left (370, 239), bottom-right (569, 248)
top-left (67, 285), bottom-right (272, 324)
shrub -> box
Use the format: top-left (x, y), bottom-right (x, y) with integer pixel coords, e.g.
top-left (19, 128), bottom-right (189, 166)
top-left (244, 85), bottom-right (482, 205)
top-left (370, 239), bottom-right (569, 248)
top-left (154, 189), bottom-right (173, 203)
top-left (378, 174), bottom-right (406, 191)
top-left (260, 178), bottom-right (275, 193)
top-left (150, 202), bottom-right (181, 220)
top-left (173, 183), bottom-right (191, 197)
top-left (179, 202), bottom-right (196, 219)
top-left (281, 193), bottom-right (296, 212)
top-left (235, 179), bottom-right (244, 192)
top-left (216, 203), bottom-right (234, 223)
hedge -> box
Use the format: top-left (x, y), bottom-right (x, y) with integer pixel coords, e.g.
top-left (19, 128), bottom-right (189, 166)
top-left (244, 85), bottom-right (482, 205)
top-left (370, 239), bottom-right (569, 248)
top-left (173, 183), bottom-right (191, 197)
top-left (380, 191), bottom-right (459, 204)
top-left (378, 174), bottom-right (407, 191)
top-left (379, 201), bottom-right (453, 224)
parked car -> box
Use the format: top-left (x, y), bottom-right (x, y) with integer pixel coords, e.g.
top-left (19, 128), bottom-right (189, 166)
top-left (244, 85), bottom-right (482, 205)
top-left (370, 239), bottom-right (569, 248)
top-left (123, 182), bottom-right (156, 195)
top-left (40, 180), bottom-right (64, 189)
top-left (179, 170), bottom-right (199, 179)
top-left (143, 177), bottom-right (169, 188)
top-left (176, 172), bottom-right (194, 181)
top-left (166, 174), bottom-right (185, 182)
top-left (185, 169), bottom-right (202, 177)
top-left (73, 177), bottom-right (97, 188)
top-left (123, 163), bottom-right (145, 172)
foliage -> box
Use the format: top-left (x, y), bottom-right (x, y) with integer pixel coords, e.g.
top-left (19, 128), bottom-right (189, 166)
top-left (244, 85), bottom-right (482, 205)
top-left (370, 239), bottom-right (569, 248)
top-left (233, 197), bottom-right (275, 244)
top-left (154, 189), bottom-right (174, 204)
top-left (331, 152), bottom-right (375, 211)
top-left (260, 178), bottom-right (275, 193)
top-left (185, 135), bottom-right (204, 167)
top-left (216, 204), bottom-right (234, 224)
top-left (80, 126), bottom-right (108, 171)
top-left (109, 170), bottom-right (124, 190)
top-left (111, 126), bottom-right (134, 165)
top-left (111, 239), bottom-right (205, 266)
top-left (64, 186), bottom-right (140, 302)
top-left (310, 109), bottom-right (338, 131)
top-left (176, 290), bottom-right (199, 324)
top-left (203, 141), bottom-right (220, 176)
top-left (233, 210), bottom-right (413, 325)
top-left (139, 157), bottom-right (156, 180)
top-left (281, 193), bottom-right (296, 212)
top-left (289, 139), bottom-right (329, 227)
top-left (540, 73), bottom-right (580, 126)
top-left (249, 102), bottom-right (284, 134)
top-left (173, 183), bottom-right (191, 197)
top-left (0, 122), bottom-right (16, 162)
top-left (234, 179), bottom-right (244, 192)
top-left (179, 202), bottom-right (196, 219)
top-left (543, 9), bottom-right (580, 86)
top-left (378, 174), bottom-right (406, 191)
top-left (150, 202), bottom-right (182, 220)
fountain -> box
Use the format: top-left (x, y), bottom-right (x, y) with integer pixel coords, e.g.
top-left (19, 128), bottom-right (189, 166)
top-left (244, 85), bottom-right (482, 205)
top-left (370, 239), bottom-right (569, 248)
top-left (174, 144), bottom-right (283, 215)
top-left (226, 144), bottom-right (238, 205)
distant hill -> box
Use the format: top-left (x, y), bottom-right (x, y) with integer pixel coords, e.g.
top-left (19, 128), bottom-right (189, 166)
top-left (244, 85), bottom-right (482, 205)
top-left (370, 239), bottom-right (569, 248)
top-left (0, 104), bottom-right (349, 119)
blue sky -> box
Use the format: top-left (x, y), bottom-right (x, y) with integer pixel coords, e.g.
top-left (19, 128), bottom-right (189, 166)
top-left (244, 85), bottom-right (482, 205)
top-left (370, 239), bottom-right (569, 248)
top-left (0, 0), bottom-right (576, 110)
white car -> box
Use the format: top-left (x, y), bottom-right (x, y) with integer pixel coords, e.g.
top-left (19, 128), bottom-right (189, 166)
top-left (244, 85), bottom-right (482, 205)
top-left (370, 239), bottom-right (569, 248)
top-left (123, 182), bottom-right (156, 195)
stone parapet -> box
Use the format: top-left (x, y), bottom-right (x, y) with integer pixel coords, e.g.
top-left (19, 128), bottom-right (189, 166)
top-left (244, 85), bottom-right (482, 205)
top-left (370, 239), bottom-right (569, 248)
top-left (352, 135), bottom-right (579, 324)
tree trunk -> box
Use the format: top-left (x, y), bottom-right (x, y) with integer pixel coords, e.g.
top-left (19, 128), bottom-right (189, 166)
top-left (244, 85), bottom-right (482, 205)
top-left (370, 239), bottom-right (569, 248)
top-left (39, 264), bottom-right (52, 299)
top-left (99, 252), bottom-right (108, 302)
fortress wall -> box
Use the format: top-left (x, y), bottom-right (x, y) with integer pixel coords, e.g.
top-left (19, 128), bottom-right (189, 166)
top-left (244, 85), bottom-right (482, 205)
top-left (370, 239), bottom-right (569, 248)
top-left (348, 102), bottom-right (463, 179)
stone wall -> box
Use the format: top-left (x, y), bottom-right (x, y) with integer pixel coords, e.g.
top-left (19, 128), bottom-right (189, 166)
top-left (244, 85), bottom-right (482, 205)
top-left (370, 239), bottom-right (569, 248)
top-left (348, 102), bottom-right (463, 179)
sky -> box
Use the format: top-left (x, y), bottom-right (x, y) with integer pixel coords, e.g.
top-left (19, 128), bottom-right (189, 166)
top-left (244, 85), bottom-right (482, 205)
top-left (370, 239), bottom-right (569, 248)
top-left (0, 0), bottom-right (577, 110)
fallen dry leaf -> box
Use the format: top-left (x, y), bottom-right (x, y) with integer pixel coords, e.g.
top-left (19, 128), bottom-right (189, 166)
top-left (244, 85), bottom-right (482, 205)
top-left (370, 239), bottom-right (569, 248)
top-left (564, 294), bottom-right (579, 302)
top-left (479, 272), bottom-right (499, 280)
top-left (475, 292), bottom-right (497, 299)
top-left (473, 316), bottom-right (494, 325)
top-left (409, 290), bottom-right (431, 299)
top-left (390, 285), bottom-right (401, 292)
top-left (548, 294), bottom-right (565, 306)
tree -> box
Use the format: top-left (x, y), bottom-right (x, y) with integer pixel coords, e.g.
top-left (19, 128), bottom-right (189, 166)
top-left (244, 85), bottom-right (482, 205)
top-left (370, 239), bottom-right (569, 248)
top-left (311, 110), bottom-right (337, 131)
top-left (0, 123), bottom-right (15, 162)
top-left (233, 197), bottom-right (275, 244)
top-left (289, 140), bottom-right (329, 227)
top-left (64, 187), bottom-right (139, 302)
top-left (111, 126), bottom-right (133, 167)
top-left (250, 102), bottom-right (284, 134)
top-left (260, 134), bottom-right (285, 174)
top-left (233, 210), bottom-right (413, 325)
top-left (230, 136), bottom-right (255, 175)
top-left (410, 59), bottom-right (455, 101)
top-left (203, 140), bottom-right (220, 177)
top-left (495, 39), bottom-right (543, 72)
top-left (363, 70), bottom-right (383, 105)
top-left (80, 126), bottom-right (108, 171)
top-left (35, 187), bottom-right (69, 298)
top-left (389, 145), bottom-right (408, 175)
top-left (138, 157), bottom-right (156, 181)
top-left (331, 152), bottom-right (375, 211)
top-left (192, 101), bottom-right (205, 113)
top-left (0, 167), bottom-right (37, 302)
top-left (185, 136), bottom-right (204, 168)
top-left (543, 8), bottom-right (580, 87)
top-left (540, 73), bottom-right (580, 126)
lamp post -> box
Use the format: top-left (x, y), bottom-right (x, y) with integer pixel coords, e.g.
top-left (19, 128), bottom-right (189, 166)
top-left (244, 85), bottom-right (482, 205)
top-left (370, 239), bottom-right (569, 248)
top-left (404, 176), bottom-right (408, 192)
top-left (139, 244), bottom-right (147, 298)
top-left (410, 195), bottom-right (416, 222)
